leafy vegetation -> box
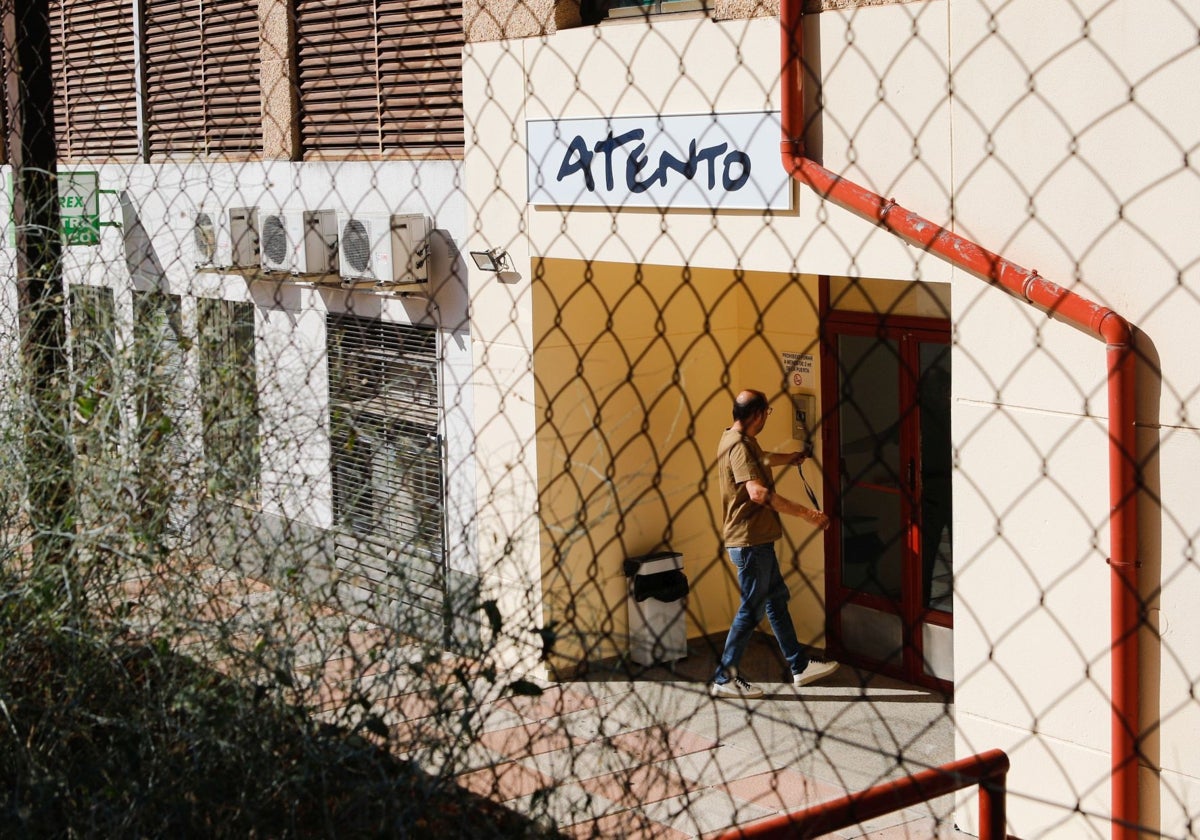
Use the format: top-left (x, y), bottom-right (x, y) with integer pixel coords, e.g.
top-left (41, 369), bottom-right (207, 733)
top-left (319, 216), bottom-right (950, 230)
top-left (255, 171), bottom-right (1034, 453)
top-left (0, 592), bottom-right (557, 839)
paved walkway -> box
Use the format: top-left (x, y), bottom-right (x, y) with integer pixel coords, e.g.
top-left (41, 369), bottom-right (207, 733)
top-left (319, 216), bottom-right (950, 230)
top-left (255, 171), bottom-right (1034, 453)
top-left (123, 562), bottom-right (978, 839)
top-left (428, 636), bottom-right (971, 839)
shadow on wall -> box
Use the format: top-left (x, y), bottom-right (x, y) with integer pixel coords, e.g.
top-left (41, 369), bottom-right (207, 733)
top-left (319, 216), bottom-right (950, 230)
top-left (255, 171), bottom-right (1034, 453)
top-left (307, 228), bottom-right (473, 341)
top-left (1136, 331), bottom-right (1164, 837)
top-left (120, 191), bottom-right (168, 289)
top-left (430, 229), bottom-right (474, 330)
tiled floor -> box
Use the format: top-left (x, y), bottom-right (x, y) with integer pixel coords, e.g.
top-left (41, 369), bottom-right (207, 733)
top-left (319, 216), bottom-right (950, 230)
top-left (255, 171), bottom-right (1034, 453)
top-left (119, 562), bottom-right (979, 839)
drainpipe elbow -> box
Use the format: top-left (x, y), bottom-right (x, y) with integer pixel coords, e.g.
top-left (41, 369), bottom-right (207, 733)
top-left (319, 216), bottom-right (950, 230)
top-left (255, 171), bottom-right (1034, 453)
top-left (1097, 309), bottom-right (1133, 349)
top-left (780, 138), bottom-right (804, 173)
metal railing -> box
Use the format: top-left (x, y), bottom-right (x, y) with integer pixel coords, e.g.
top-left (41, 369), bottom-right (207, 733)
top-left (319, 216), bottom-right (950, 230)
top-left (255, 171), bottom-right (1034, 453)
top-left (716, 749), bottom-right (1010, 840)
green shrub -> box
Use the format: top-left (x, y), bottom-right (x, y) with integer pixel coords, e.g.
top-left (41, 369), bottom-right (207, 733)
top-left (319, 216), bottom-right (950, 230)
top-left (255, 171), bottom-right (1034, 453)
top-left (0, 599), bottom-right (555, 839)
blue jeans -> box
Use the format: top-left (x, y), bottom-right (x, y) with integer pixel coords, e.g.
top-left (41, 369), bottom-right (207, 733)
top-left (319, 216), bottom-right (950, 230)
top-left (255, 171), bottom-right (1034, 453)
top-left (713, 543), bottom-right (810, 684)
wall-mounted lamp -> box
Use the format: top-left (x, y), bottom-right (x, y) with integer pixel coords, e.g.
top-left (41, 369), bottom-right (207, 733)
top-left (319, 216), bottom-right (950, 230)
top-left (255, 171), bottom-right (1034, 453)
top-left (469, 248), bottom-right (510, 272)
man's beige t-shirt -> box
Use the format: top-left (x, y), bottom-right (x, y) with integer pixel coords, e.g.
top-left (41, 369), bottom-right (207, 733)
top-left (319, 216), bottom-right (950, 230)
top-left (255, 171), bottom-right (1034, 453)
top-left (717, 427), bottom-right (783, 547)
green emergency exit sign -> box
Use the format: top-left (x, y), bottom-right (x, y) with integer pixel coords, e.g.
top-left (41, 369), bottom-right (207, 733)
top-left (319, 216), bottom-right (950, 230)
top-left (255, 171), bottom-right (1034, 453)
top-left (8, 170), bottom-right (102, 246)
top-left (57, 171), bottom-right (100, 246)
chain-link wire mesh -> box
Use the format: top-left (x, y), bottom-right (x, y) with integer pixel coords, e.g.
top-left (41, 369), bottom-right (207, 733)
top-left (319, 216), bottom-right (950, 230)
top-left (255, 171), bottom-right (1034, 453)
top-left (0, 0), bottom-right (1194, 837)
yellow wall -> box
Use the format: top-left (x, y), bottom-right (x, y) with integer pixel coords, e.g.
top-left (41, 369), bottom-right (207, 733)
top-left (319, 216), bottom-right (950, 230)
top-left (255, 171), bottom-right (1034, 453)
top-left (533, 257), bottom-right (827, 671)
top-left (829, 276), bottom-right (951, 320)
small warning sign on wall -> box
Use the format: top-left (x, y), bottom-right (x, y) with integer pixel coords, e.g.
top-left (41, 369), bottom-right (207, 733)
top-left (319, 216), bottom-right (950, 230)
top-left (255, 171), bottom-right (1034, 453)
top-left (782, 352), bottom-right (814, 390)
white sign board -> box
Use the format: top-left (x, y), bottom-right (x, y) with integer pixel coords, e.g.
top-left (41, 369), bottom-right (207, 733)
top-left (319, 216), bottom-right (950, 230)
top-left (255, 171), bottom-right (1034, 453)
top-left (783, 352), bottom-right (814, 389)
top-left (527, 112), bottom-right (792, 211)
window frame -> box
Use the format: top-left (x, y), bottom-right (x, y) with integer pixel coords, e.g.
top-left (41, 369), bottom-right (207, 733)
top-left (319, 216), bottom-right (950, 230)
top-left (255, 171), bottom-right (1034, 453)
top-left (605, 0), bottom-right (707, 18)
top-left (197, 298), bottom-right (260, 505)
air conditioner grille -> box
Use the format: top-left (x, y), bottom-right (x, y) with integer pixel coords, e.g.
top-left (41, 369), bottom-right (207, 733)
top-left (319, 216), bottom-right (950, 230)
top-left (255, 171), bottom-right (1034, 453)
top-left (194, 213), bottom-right (216, 263)
top-left (262, 215), bottom-right (288, 266)
top-left (342, 219), bottom-right (372, 274)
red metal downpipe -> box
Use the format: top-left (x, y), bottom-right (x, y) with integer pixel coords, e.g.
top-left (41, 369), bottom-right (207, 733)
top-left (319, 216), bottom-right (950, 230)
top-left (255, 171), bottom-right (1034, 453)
top-left (778, 2), bottom-right (1140, 836)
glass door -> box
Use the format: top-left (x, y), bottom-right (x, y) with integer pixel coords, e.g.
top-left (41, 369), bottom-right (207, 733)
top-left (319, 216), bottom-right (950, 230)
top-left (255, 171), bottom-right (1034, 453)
top-left (824, 320), bottom-right (953, 691)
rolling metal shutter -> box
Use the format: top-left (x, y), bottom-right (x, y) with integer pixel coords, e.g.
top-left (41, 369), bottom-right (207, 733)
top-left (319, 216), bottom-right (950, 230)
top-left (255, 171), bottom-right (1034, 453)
top-left (143, 0), bottom-right (260, 159)
top-left (327, 316), bottom-right (446, 642)
top-left (49, 1), bottom-right (138, 161)
top-left (295, 0), bottom-right (463, 156)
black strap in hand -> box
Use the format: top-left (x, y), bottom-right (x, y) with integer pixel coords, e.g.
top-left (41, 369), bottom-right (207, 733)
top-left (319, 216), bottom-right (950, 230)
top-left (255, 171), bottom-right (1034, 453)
top-left (796, 461), bottom-right (821, 511)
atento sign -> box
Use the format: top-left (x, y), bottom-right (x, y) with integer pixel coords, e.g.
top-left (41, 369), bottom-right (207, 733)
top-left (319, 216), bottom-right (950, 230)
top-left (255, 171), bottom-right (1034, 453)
top-left (527, 112), bottom-right (791, 211)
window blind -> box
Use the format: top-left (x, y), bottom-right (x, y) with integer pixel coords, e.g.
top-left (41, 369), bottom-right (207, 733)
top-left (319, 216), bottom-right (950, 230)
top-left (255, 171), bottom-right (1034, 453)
top-left (295, 0), bottom-right (463, 157)
top-left (49, 0), bottom-right (138, 161)
top-left (327, 315), bottom-right (446, 641)
top-left (143, 0), bottom-right (261, 159)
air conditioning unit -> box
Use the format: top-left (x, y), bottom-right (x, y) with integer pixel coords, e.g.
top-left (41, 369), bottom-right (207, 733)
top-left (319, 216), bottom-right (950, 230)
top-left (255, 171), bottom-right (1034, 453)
top-left (259, 209), bottom-right (339, 275)
top-left (335, 213), bottom-right (430, 287)
top-left (191, 205), bottom-right (259, 269)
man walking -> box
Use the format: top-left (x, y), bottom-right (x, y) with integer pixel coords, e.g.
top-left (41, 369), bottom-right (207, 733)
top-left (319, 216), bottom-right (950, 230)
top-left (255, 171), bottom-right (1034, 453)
top-left (711, 389), bottom-right (839, 699)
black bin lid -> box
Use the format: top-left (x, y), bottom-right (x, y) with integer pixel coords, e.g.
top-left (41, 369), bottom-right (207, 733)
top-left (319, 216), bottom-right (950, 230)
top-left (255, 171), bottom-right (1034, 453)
top-left (622, 550), bottom-right (681, 578)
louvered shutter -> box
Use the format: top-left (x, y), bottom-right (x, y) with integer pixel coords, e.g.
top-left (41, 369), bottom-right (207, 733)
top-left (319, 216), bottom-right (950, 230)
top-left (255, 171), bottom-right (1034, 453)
top-left (143, 0), bottom-right (260, 159)
top-left (327, 316), bottom-right (446, 642)
top-left (294, 4), bottom-right (379, 153)
top-left (376, 0), bottom-right (463, 151)
top-left (295, 0), bottom-right (463, 157)
top-left (50, 1), bottom-right (138, 161)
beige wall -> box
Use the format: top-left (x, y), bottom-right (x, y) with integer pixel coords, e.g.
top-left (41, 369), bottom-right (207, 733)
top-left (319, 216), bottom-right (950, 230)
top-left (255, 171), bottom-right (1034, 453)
top-left (944, 2), bottom-right (1200, 835)
top-left (465, 0), bottom-right (1200, 834)
top-left (511, 11), bottom-right (953, 283)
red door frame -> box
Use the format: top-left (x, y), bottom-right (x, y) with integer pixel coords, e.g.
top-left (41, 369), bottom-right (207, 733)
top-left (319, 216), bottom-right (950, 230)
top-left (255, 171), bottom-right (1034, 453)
top-left (818, 281), bottom-right (953, 694)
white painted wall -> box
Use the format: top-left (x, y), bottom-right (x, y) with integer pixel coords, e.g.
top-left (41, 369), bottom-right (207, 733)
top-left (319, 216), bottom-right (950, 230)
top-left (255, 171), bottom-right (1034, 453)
top-left (2, 157), bottom-right (478, 587)
top-left (463, 37), bottom-right (545, 670)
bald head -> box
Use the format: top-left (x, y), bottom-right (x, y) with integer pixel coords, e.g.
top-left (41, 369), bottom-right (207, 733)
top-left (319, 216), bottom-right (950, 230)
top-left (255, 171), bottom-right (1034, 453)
top-left (732, 390), bottom-right (769, 423)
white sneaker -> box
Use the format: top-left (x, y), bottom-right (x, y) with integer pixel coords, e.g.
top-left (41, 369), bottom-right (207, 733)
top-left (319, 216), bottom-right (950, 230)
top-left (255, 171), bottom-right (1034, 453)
top-left (710, 675), bottom-right (764, 699)
top-left (793, 660), bottom-right (839, 687)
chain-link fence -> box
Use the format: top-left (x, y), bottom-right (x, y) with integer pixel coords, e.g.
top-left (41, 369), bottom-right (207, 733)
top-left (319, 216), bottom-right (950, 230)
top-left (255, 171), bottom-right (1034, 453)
top-left (0, 0), bottom-right (1194, 837)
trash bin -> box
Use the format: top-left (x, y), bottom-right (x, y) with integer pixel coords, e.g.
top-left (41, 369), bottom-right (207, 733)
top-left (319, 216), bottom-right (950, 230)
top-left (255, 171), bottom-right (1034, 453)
top-left (623, 551), bottom-right (688, 666)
